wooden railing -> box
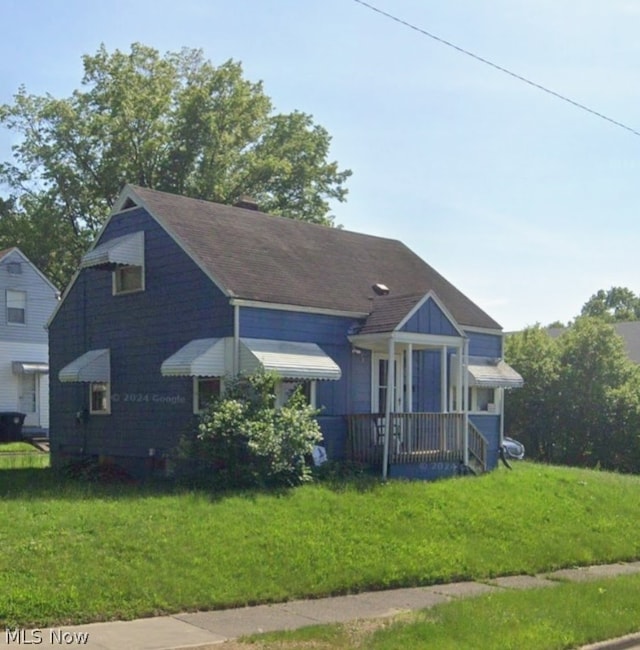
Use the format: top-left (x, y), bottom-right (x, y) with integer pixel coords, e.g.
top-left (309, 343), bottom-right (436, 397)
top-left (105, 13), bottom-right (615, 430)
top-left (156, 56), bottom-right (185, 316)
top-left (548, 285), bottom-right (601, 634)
top-left (347, 413), bottom-right (466, 466)
top-left (467, 420), bottom-right (488, 474)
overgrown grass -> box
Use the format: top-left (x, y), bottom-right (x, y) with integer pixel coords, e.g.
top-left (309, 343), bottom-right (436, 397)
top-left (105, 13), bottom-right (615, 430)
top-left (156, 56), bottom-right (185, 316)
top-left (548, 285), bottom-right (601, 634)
top-left (1, 462), bottom-right (640, 628)
top-left (249, 574), bottom-right (640, 649)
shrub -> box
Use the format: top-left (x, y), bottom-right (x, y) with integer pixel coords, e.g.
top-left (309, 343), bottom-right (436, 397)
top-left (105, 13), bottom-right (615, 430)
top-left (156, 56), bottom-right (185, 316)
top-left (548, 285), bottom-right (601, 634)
top-left (179, 371), bottom-right (323, 489)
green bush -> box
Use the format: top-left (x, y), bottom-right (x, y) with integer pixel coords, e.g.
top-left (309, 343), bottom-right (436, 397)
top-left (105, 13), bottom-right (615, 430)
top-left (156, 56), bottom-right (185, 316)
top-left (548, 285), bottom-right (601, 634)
top-left (179, 371), bottom-right (323, 488)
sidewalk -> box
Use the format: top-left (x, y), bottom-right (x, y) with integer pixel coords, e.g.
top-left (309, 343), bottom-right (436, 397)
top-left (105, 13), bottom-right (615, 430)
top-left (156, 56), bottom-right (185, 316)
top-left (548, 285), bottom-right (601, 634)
top-left (2, 561), bottom-right (640, 650)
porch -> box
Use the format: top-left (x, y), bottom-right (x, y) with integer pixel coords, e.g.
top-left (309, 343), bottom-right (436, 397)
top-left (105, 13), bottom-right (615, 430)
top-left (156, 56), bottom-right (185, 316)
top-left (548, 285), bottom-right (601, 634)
top-left (346, 412), bottom-right (488, 474)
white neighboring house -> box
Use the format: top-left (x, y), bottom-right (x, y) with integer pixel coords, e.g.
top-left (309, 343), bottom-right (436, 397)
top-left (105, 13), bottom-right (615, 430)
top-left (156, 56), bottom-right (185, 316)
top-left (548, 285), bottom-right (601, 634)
top-left (0, 248), bottom-right (59, 432)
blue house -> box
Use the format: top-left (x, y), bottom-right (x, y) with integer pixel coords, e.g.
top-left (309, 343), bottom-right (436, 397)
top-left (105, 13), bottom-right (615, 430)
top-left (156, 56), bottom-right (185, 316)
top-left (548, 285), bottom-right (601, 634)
top-left (48, 185), bottom-right (522, 478)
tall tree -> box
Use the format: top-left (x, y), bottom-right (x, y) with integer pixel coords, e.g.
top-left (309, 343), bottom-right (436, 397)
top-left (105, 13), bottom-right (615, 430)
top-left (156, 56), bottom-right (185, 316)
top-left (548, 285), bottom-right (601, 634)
top-left (581, 287), bottom-right (640, 322)
top-left (505, 317), bottom-right (640, 472)
top-left (0, 43), bottom-right (352, 286)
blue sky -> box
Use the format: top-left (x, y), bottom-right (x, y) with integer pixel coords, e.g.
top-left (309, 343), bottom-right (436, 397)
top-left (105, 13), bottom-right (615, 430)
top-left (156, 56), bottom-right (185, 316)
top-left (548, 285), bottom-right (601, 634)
top-left (1, 0), bottom-right (639, 330)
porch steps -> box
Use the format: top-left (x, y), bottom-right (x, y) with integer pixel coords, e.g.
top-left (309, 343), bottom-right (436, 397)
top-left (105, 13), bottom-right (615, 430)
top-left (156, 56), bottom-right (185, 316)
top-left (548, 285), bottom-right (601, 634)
top-left (23, 435), bottom-right (50, 453)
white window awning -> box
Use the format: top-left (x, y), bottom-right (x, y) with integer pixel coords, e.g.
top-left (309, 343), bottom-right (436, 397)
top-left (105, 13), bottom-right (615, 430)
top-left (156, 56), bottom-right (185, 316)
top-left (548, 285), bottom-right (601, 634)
top-left (467, 357), bottom-right (523, 389)
top-left (12, 361), bottom-right (49, 374)
top-left (80, 231), bottom-right (144, 269)
top-left (161, 338), bottom-right (227, 377)
top-left (59, 349), bottom-right (110, 383)
top-left (240, 338), bottom-right (341, 381)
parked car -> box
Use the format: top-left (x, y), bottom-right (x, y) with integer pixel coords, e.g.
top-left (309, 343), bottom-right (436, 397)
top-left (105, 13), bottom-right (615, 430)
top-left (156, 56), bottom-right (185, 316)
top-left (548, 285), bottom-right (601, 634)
top-left (502, 437), bottom-right (525, 460)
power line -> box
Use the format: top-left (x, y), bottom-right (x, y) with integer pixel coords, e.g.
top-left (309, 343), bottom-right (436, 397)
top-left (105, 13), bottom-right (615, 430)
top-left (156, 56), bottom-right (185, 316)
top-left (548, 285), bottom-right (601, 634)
top-left (353, 0), bottom-right (640, 138)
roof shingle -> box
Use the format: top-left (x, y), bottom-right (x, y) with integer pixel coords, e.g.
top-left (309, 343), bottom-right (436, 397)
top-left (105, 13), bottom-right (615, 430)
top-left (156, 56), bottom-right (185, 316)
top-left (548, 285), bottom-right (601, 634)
top-left (127, 185), bottom-right (501, 330)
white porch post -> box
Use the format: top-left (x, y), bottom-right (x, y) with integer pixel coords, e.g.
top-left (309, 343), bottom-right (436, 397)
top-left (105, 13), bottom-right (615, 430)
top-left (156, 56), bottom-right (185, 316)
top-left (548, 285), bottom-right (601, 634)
top-left (463, 337), bottom-right (470, 466)
top-left (407, 344), bottom-right (413, 414)
top-left (382, 335), bottom-right (395, 479)
top-left (440, 346), bottom-right (447, 412)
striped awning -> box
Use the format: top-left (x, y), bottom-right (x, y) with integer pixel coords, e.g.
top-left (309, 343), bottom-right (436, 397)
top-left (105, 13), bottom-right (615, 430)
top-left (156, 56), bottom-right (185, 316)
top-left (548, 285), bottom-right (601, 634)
top-left (80, 231), bottom-right (144, 269)
top-left (59, 349), bottom-right (110, 383)
top-left (161, 338), bottom-right (227, 377)
top-left (467, 357), bottom-right (523, 389)
top-left (240, 338), bottom-right (341, 381)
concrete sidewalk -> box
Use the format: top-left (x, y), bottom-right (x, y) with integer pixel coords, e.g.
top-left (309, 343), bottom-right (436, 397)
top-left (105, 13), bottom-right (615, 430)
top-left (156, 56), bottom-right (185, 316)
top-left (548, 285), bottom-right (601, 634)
top-left (2, 561), bottom-right (640, 650)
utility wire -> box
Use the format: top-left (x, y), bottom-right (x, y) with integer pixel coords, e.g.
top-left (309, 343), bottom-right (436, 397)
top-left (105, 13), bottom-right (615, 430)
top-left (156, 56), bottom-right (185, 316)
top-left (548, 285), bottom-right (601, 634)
top-left (353, 0), bottom-right (640, 138)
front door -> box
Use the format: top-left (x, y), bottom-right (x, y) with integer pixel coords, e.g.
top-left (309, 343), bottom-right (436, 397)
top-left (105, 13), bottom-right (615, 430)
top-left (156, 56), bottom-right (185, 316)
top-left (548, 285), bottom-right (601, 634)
top-left (372, 353), bottom-right (404, 413)
top-left (18, 373), bottom-right (38, 427)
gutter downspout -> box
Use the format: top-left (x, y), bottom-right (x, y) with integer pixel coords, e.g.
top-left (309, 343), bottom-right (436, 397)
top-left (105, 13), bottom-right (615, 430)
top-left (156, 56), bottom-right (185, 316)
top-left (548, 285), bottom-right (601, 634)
top-left (233, 304), bottom-right (240, 376)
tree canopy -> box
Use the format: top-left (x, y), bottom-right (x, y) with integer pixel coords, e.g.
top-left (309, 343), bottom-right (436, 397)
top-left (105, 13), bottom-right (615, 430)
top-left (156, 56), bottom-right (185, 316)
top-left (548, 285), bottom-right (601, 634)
top-left (0, 43), bottom-right (352, 288)
top-left (581, 286), bottom-right (640, 322)
top-left (505, 317), bottom-right (640, 472)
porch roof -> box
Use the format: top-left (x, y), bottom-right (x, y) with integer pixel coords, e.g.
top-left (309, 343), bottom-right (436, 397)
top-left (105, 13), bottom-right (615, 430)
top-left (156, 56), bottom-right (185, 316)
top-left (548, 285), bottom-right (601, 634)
top-left (357, 293), bottom-right (424, 334)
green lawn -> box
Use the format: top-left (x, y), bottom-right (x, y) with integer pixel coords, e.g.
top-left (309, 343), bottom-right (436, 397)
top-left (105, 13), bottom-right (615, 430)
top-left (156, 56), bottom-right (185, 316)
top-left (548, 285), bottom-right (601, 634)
top-left (0, 441), bottom-right (43, 454)
top-left (249, 574), bottom-right (640, 650)
top-left (1, 462), bottom-right (640, 628)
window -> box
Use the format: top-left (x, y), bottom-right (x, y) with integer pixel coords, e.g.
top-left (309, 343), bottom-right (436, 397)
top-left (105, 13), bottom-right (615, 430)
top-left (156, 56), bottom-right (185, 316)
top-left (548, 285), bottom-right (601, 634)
top-left (113, 265), bottom-right (144, 294)
top-left (90, 382), bottom-right (110, 414)
top-left (194, 377), bottom-right (221, 413)
top-left (7, 262), bottom-right (21, 275)
top-left (450, 386), bottom-right (499, 412)
top-left (277, 380), bottom-right (316, 408)
top-left (6, 290), bottom-right (26, 324)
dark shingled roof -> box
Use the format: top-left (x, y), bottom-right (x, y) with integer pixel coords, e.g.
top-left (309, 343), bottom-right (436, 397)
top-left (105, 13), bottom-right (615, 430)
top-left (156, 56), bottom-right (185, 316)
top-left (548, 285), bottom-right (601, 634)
top-left (358, 293), bottom-right (427, 334)
top-left (128, 185), bottom-right (501, 330)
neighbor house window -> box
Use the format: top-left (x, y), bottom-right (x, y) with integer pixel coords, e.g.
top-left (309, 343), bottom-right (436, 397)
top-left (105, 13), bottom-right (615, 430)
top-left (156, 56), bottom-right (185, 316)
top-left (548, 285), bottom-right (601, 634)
top-left (113, 265), bottom-right (144, 295)
top-left (7, 262), bottom-right (21, 275)
top-left (6, 290), bottom-right (26, 324)
top-left (277, 380), bottom-right (316, 408)
top-left (194, 377), bottom-right (221, 413)
top-left (90, 382), bottom-right (110, 414)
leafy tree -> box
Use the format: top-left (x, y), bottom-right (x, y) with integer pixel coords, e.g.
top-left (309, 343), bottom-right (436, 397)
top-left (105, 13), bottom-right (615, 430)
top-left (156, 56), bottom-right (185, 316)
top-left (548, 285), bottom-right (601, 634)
top-left (0, 43), bottom-right (351, 287)
top-left (505, 317), bottom-right (640, 471)
top-left (504, 326), bottom-right (561, 460)
top-left (581, 287), bottom-right (640, 322)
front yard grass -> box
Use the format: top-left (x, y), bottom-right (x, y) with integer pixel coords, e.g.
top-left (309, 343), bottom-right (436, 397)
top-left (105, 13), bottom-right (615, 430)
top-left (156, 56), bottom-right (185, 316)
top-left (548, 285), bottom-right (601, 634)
top-left (244, 574), bottom-right (640, 650)
top-left (1, 462), bottom-right (640, 628)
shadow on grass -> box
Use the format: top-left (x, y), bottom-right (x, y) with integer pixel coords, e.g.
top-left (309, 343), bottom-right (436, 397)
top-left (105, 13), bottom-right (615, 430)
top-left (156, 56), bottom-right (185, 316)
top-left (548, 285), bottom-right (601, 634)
top-left (0, 463), bottom-right (387, 502)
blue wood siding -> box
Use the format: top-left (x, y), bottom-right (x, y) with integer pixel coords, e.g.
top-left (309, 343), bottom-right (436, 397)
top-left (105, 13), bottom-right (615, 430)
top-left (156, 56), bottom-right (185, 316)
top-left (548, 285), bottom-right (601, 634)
top-left (401, 298), bottom-right (459, 336)
top-left (470, 414), bottom-right (500, 470)
top-left (240, 307), bottom-right (363, 456)
top-left (466, 331), bottom-right (502, 357)
top-left (49, 208), bottom-right (233, 465)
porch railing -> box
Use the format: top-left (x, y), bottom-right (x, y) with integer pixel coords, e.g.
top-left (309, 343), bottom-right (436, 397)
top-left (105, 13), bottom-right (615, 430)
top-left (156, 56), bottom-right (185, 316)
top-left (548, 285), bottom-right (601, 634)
top-left (347, 413), bottom-right (466, 466)
top-left (467, 420), bottom-right (487, 473)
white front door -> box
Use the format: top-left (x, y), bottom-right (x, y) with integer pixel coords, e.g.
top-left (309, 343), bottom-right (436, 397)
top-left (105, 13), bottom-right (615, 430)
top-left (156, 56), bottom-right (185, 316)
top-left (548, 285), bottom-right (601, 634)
top-left (372, 353), bottom-right (404, 413)
top-left (18, 373), bottom-right (38, 427)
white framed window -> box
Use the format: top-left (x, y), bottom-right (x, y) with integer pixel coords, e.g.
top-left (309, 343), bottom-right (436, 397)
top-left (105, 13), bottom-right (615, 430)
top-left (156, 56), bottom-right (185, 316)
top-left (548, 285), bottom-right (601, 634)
top-left (450, 386), bottom-right (500, 413)
top-left (90, 382), bottom-right (111, 414)
top-left (193, 377), bottom-right (222, 414)
top-left (277, 380), bottom-right (316, 408)
top-left (6, 289), bottom-right (26, 324)
top-left (113, 265), bottom-right (144, 295)
top-left (371, 353), bottom-right (403, 413)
